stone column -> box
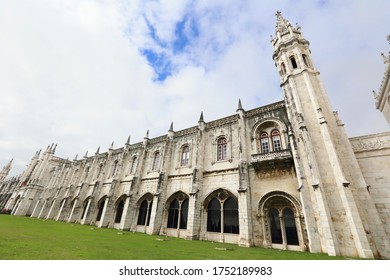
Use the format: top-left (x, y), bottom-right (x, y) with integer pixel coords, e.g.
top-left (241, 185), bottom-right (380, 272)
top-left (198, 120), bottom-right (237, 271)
top-left (46, 199), bottom-right (56, 219)
top-left (55, 198), bottom-right (67, 221)
top-left (238, 189), bottom-right (251, 247)
top-left (119, 195), bottom-right (131, 230)
top-left (186, 192), bottom-right (201, 240)
top-left (37, 199), bottom-right (48, 219)
top-left (30, 199), bottom-right (41, 218)
top-left (148, 195), bottom-right (159, 234)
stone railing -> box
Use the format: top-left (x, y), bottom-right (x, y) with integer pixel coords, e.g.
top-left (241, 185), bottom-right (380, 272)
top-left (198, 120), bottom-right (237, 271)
top-left (251, 149), bottom-right (292, 162)
top-left (251, 149), bottom-right (293, 170)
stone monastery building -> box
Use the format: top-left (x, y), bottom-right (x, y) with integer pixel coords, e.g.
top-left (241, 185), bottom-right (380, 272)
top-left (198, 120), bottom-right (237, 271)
top-left (1, 12), bottom-right (390, 259)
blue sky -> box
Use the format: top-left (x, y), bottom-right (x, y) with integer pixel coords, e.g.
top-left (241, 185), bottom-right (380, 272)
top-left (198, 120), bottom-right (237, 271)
top-left (0, 0), bottom-right (389, 176)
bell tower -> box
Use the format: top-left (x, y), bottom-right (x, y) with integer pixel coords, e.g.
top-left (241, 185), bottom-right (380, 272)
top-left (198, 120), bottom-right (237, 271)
top-left (271, 11), bottom-right (390, 258)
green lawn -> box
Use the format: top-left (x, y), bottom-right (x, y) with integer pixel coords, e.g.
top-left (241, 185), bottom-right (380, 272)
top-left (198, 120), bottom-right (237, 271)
top-left (0, 215), bottom-right (348, 260)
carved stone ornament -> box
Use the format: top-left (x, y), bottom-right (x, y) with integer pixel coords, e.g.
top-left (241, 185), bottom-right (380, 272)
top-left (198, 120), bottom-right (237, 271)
top-left (350, 133), bottom-right (390, 152)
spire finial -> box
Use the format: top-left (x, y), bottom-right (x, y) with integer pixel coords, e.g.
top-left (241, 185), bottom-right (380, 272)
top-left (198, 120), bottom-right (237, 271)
top-left (275, 10), bottom-right (289, 33)
top-left (95, 146), bottom-right (100, 154)
top-left (84, 150), bottom-right (88, 158)
top-left (169, 122), bottom-right (174, 132)
top-left (126, 135), bottom-right (130, 145)
top-left (199, 111), bottom-right (204, 123)
top-left (373, 90), bottom-right (379, 101)
top-left (238, 98), bottom-right (243, 110)
top-left (110, 141), bottom-right (114, 150)
top-left (145, 129), bottom-right (149, 139)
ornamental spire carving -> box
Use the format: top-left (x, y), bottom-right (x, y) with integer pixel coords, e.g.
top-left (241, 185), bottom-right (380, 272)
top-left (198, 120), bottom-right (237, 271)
top-left (275, 10), bottom-right (290, 34)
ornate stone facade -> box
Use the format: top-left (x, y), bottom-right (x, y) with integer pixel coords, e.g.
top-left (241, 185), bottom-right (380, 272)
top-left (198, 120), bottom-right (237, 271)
top-left (374, 35), bottom-right (390, 124)
top-left (1, 13), bottom-right (389, 259)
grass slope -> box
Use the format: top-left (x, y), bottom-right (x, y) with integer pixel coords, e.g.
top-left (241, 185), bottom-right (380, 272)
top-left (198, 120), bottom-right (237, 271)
top-left (0, 215), bottom-right (347, 260)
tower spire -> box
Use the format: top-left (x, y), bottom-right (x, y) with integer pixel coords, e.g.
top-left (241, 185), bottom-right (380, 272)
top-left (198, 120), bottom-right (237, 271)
top-left (275, 10), bottom-right (290, 34)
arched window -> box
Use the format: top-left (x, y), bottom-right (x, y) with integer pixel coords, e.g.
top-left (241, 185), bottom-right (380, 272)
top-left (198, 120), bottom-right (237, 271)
top-left (207, 193), bottom-right (239, 234)
top-left (290, 56), bottom-right (298, 69)
top-left (267, 205), bottom-right (300, 246)
top-left (302, 54), bottom-right (310, 67)
top-left (97, 164), bottom-right (104, 179)
top-left (260, 132), bottom-right (270, 153)
top-left (115, 199), bottom-right (125, 223)
top-left (167, 197), bottom-right (189, 229)
top-left (137, 199), bottom-right (153, 226)
top-left (181, 145), bottom-right (190, 166)
top-left (271, 130), bottom-right (282, 151)
top-left (129, 156), bottom-right (138, 174)
top-left (217, 137), bottom-right (227, 161)
top-left (83, 166), bottom-right (90, 181)
top-left (280, 62), bottom-right (286, 76)
top-left (96, 199), bottom-right (106, 222)
top-left (152, 151), bottom-right (160, 171)
top-left (111, 160), bottom-right (119, 177)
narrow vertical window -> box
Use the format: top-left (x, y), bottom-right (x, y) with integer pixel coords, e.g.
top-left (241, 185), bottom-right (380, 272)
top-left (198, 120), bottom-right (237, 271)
top-left (152, 151), bottom-right (160, 171)
top-left (302, 54), bottom-right (309, 67)
top-left (97, 164), bottom-right (103, 179)
top-left (271, 130), bottom-right (282, 151)
top-left (111, 160), bottom-right (118, 177)
top-left (280, 62), bottom-right (286, 76)
top-left (181, 145), bottom-right (190, 166)
top-left (217, 137), bottom-right (227, 161)
top-left (129, 156), bottom-right (137, 174)
top-left (83, 166), bottom-right (90, 181)
top-left (290, 56), bottom-right (298, 69)
top-left (260, 132), bottom-right (270, 153)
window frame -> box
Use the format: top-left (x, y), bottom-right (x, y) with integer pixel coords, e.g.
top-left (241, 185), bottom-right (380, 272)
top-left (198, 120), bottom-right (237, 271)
top-left (217, 137), bottom-right (228, 161)
top-left (181, 145), bottom-right (190, 166)
top-left (151, 151), bottom-right (160, 171)
top-left (129, 156), bottom-right (138, 174)
top-left (260, 132), bottom-right (270, 153)
top-left (271, 130), bottom-right (282, 151)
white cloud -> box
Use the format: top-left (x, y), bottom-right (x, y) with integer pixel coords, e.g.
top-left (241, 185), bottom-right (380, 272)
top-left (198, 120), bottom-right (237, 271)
top-left (0, 0), bottom-right (389, 176)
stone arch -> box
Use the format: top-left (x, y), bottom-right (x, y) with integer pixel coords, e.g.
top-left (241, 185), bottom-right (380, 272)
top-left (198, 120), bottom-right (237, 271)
top-left (258, 191), bottom-right (306, 250)
top-left (252, 118), bottom-right (288, 153)
top-left (252, 118), bottom-right (287, 140)
top-left (136, 193), bottom-right (154, 227)
top-left (204, 189), bottom-right (239, 235)
top-left (165, 191), bottom-right (189, 231)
